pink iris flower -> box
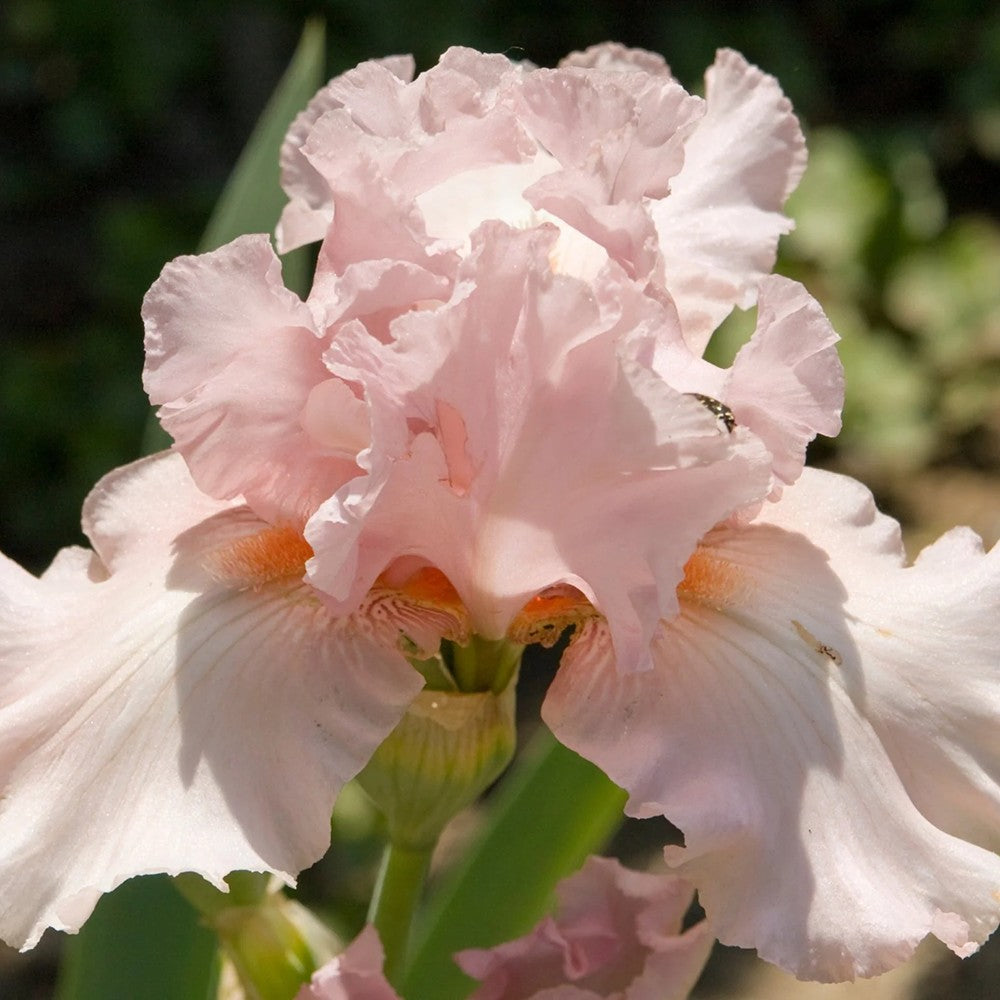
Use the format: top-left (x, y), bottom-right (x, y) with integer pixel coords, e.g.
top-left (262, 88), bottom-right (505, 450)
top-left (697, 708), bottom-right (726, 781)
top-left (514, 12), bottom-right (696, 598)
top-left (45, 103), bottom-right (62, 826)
top-left (0, 43), bottom-right (997, 987)
top-left (456, 858), bottom-right (713, 1000)
top-left (295, 926), bottom-right (402, 1000)
top-left (297, 859), bottom-right (713, 999)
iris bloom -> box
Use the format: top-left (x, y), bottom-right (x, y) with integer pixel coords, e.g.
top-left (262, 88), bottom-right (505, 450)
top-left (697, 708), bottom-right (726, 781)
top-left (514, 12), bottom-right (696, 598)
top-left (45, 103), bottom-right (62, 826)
top-left (456, 858), bottom-right (713, 999)
top-left (295, 926), bottom-right (401, 1000)
top-left (1, 43), bottom-right (998, 987)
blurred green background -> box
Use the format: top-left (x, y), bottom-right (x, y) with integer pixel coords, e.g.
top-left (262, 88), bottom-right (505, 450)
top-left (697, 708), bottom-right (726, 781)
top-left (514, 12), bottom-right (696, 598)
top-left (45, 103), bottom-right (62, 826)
top-left (1, 1), bottom-right (999, 998)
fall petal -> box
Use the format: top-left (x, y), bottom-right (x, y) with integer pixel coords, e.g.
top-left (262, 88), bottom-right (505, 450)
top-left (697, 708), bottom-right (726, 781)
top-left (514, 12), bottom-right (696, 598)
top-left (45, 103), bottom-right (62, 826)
top-left (0, 454), bottom-right (420, 950)
top-left (753, 468), bottom-right (1000, 848)
top-left (546, 469), bottom-right (1000, 981)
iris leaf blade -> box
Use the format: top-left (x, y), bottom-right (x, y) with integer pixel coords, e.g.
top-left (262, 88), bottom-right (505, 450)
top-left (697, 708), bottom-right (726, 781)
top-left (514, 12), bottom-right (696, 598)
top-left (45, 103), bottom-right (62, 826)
top-left (55, 876), bottom-right (219, 1000)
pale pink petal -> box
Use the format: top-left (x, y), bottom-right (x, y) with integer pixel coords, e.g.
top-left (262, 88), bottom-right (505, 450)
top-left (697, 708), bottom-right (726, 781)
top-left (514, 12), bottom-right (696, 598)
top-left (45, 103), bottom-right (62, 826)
top-left (0, 453), bottom-right (420, 950)
top-left (722, 275), bottom-right (843, 487)
top-left (756, 470), bottom-right (1000, 850)
top-left (520, 68), bottom-right (702, 279)
top-left (652, 49), bottom-right (807, 351)
top-left (457, 856), bottom-right (713, 1000)
top-left (285, 48), bottom-right (538, 260)
top-left (650, 275), bottom-right (843, 491)
top-left (278, 46), bottom-right (807, 326)
top-left (296, 926), bottom-right (401, 1000)
top-left (277, 57), bottom-right (417, 252)
top-left (559, 43), bottom-right (672, 77)
top-left (307, 159), bottom-right (458, 282)
top-left (306, 223), bottom-right (771, 670)
top-left (142, 235), bottom-right (361, 523)
top-left (309, 258), bottom-right (451, 338)
top-left (545, 468), bottom-right (1000, 981)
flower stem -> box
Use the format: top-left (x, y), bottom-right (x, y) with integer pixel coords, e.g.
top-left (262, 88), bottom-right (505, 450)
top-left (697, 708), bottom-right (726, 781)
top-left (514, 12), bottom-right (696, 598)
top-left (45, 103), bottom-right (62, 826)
top-left (368, 841), bottom-right (434, 989)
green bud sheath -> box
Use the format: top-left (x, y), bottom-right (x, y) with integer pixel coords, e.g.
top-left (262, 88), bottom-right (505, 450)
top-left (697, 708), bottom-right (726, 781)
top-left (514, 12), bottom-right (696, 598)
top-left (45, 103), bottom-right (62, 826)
top-left (357, 679), bottom-right (518, 850)
top-left (175, 873), bottom-right (339, 1000)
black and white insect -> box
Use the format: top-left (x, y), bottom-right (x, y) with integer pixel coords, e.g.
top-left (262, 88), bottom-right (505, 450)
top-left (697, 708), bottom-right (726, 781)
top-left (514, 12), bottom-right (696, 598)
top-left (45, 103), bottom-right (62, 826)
top-left (688, 392), bottom-right (737, 433)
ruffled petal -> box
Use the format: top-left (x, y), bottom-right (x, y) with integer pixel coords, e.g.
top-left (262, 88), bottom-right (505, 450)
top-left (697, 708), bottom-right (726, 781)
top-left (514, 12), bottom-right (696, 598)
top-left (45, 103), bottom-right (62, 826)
top-left (520, 66), bottom-right (701, 280)
top-left (457, 856), bottom-right (713, 1000)
top-left (275, 46), bottom-right (806, 319)
top-left (0, 453), bottom-right (420, 950)
top-left (306, 223), bottom-right (771, 670)
top-left (722, 274), bottom-right (843, 488)
top-left (545, 468), bottom-right (1000, 981)
top-left (296, 925), bottom-right (402, 1000)
top-left (755, 469), bottom-right (1000, 849)
top-left (277, 56), bottom-right (417, 252)
top-left (652, 49), bottom-right (807, 351)
top-left (284, 47), bottom-right (538, 262)
top-left (559, 43), bottom-right (672, 78)
top-left (649, 275), bottom-right (843, 492)
top-left (142, 235), bottom-right (361, 522)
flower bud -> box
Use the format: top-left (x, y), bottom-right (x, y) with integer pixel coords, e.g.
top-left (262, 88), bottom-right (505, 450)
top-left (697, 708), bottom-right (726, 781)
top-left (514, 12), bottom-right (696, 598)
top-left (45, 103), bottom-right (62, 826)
top-left (357, 678), bottom-right (518, 849)
top-left (177, 872), bottom-right (340, 1000)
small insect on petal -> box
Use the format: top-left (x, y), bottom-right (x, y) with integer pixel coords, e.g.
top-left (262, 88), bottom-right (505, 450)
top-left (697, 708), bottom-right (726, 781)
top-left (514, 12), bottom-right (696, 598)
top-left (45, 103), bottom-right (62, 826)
top-left (791, 618), bottom-right (843, 666)
top-left (688, 392), bottom-right (737, 432)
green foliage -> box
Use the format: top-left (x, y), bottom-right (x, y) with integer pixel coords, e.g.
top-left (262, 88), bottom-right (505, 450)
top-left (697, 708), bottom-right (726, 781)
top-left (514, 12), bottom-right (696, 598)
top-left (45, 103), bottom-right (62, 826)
top-left (54, 876), bottom-right (219, 1000)
top-left (780, 126), bottom-right (1000, 483)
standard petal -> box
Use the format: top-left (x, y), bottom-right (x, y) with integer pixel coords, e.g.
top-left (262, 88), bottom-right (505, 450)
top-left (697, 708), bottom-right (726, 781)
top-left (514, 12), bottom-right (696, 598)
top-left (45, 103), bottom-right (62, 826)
top-left (520, 65), bottom-right (702, 281)
top-left (559, 43), bottom-right (672, 77)
top-left (0, 453), bottom-right (420, 950)
top-left (277, 56), bottom-right (417, 252)
top-left (142, 235), bottom-right (361, 522)
top-left (652, 49), bottom-right (807, 351)
top-left (722, 274), bottom-right (844, 487)
top-left (545, 469), bottom-right (1000, 981)
top-left (307, 224), bottom-right (771, 671)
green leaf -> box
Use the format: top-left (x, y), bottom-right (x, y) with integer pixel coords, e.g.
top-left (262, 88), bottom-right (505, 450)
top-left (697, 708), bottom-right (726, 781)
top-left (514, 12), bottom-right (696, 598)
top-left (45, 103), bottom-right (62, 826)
top-left (403, 728), bottom-right (627, 1000)
top-left (55, 876), bottom-right (219, 1000)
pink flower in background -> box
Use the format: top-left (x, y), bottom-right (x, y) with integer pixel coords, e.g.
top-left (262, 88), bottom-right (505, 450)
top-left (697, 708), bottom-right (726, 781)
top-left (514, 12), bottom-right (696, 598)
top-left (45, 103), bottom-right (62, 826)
top-left (296, 925), bottom-right (402, 1000)
top-left (456, 857), bottom-right (713, 1000)
top-left (297, 860), bottom-right (712, 1000)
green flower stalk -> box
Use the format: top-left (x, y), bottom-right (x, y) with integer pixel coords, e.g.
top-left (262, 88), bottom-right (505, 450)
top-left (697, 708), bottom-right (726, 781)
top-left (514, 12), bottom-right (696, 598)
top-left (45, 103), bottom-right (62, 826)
top-left (357, 639), bottom-right (523, 985)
